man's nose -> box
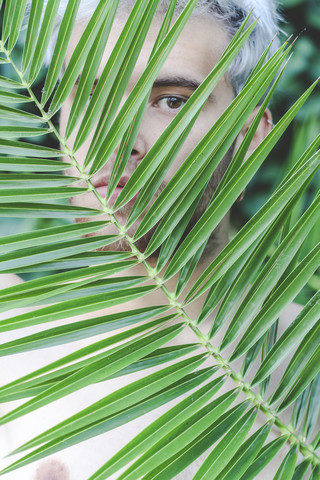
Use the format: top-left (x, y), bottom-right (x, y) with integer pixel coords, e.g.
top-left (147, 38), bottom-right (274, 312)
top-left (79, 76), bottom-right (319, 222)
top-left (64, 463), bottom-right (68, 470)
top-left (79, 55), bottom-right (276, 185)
top-left (129, 135), bottom-right (147, 163)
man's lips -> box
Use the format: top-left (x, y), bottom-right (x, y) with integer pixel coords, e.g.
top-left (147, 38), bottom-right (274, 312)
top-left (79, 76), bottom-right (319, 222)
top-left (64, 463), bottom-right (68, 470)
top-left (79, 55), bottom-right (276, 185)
top-left (95, 184), bottom-right (122, 204)
top-left (92, 176), bottom-right (139, 206)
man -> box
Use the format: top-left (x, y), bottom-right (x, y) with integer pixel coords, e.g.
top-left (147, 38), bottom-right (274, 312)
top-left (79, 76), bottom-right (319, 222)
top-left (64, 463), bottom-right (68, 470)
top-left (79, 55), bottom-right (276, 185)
top-left (0, 1), bottom-right (305, 479)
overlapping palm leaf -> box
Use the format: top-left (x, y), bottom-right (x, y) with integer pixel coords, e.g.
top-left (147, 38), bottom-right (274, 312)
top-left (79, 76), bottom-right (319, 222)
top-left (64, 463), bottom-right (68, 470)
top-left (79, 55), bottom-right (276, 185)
top-left (0, 0), bottom-right (319, 479)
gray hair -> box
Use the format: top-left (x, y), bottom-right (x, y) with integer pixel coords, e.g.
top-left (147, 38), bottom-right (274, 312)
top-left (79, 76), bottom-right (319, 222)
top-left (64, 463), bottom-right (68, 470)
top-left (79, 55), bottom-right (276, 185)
top-left (47, 0), bottom-right (282, 96)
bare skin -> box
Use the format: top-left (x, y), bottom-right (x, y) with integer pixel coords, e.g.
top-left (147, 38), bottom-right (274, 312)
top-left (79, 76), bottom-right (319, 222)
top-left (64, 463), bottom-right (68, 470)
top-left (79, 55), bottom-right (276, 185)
top-left (0, 13), bottom-right (301, 480)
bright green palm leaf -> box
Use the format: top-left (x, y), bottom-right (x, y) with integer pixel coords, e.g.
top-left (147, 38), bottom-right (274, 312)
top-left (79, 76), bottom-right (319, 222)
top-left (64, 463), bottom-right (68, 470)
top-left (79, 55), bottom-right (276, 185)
top-left (12, 251), bottom-right (132, 272)
top-left (0, 157), bottom-right (72, 171)
top-left (0, 91), bottom-right (32, 103)
top-left (125, 105), bottom-right (201, 228)
top-left (0, 202), bottom-right (102, 218)
top-left (110, 17), bottom-right (257, 207)
top-left (198, 241), bottom-right (259, 327)
top-left (301, 373), bottom-right (320, 441)
top-left (85, 373), bottom-right (226, 480)
top-left (230, 243), bottom-right (320, 361)
top-left (186, 146), bottom-right (320, 305)
top-left (163, 81), bottom-right (319, 282)
top-left (0, 262), bottom-right (137, 312)
top-left (65, 0), bottom-right (120, 138)
top-left (0, 173), bottom-right (78, 186)
top-left (291, 384), bottom-right (312, 431)
top-left (2, 356), bottom-right (208, 475)
top-left (6, 0), bottom-right (28, 52)
top-left (278, 345), bottom-right (320, 412)
top-left (210, 176), bottom-right (314, 339)
top-left (87, 0), bottom-right (216, 175)
top-left (192, 408), bottom-right (257, 480)
top-left (0, 220), bottom-right (107, 253)
top-left (0, 234), bottom-right (118, 272)
top-left (2, 313), bottom-right (176, 361)
top-left (105, 0), bottom-right (178, 202)
top-left (117, 396), bottom-right (244, 480)
top-left (0, 306), bottom-right (169, 396)
top-left (27, 0), bottom-right (62, 84)
top-left (213, 54), bottom-right (288, 200)
top-left (270, 319), bottom-right (320, 406)
top-left (0, 186), bottom-right (88, 203)
top-left (0, 255), bottom-right (136, 297)
top-left (72, 0), bottom-right (157, 153)
top-left (7, 361), bottom-right (208, 459)
top-left (0, 284), bottom-right (157, 331)
top-left (14, 355), bottom-right (207, 454)
top-left (137, 403), bottom-right (248, 480)
top-left (0, 105), bottom-right (43, 123)
top-left (0, 139), bottom-right (61, 156)
top-left (0, 324), bottom-right (183, 425)
top-left (0, 127), bottom-right (51, 139)
top-left (0, 317), bottom-right (177, 398)
top-left (238, 436), bottom-right (288, 480)
top-left (220, 190), bottom-right (320, 351)
top-left (1, 345), bottom-right (200, 402)
top-left (22, 0), bottom-right (44, 72)
top-left (48, 0), bottom-right (114, 115)
top-left (214, 422), bottom-right (272, 480)
top-left (134, 40), bottom-right (288, 244)
top-left (0, 75), bottom-right (24, 88)
top-left (310, 465), bottom-right (320, 480)
top-left (1, 0), bottom-right (16, 44)
top-left (41, 0), bottom-right (81, 103)
top-left (252, 290), bottom-right (320, 386)
top-left (273, 445), bottom-right (299, 480)
top-left (156, 189), bottom-right (205, 273)
top-left (84, 0), bottom-right (162, 164)
top-left (29, 276), bottom-right (148, 306)
top-left (292, 460), bottom-right (313, 480)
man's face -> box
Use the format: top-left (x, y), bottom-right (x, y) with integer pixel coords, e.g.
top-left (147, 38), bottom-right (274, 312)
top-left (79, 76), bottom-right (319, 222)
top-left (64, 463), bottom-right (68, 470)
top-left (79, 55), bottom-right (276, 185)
top-left (60, 13), bottom-right (235, 250)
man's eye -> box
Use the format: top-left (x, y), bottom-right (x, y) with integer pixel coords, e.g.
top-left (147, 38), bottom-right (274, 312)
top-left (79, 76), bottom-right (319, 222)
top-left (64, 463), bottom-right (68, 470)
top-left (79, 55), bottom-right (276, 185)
top-left (156, 96), bottom-right (187, 113)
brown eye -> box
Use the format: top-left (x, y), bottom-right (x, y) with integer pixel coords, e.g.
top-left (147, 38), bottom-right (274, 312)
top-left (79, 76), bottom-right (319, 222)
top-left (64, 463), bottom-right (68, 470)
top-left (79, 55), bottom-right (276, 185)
top-left (156, 95), bottom-right (187, 113)
top-left (167, 96), bottom-right (184, 109)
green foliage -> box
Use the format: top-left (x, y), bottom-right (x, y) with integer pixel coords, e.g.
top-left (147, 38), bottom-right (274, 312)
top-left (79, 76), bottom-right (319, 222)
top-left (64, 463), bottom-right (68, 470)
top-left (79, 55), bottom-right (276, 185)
top-left (0, 1), bottom-right (319, 479)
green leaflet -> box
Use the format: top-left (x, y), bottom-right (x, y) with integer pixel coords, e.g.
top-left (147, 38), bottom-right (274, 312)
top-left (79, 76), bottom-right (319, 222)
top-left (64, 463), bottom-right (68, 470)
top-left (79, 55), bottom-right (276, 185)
top-left (27, 0), bottom-right (62, 83)
top-left (273, 445), bottom-right (299, 480)
top-left (48, 0), bottom-right (114, 115)
top-left (0, 284), bottom-right (158, 331)
top-left (117, 394), bottom-right (243, 480)
top-left (0, 158), bottom-right (72, 171)
top-left (41, 0), bottom-right (82, 103)
top-left (0, 0), bottom-right (320, 476)
top-left (22, 0), bottom-right (44, 72)
top-left (0, 324), bottom-right (183, 425)
top-left (192, 408), bottom-right (257, 480)
top-left (2, 357), bottom-right (209, 475)
top-left (252, 290), bottom-right (320, 386)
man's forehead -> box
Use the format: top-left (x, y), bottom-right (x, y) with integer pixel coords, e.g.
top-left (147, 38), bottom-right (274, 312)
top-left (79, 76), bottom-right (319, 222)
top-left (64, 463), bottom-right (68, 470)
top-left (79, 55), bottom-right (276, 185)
top-left (67, 14), bottom-right (230, 87)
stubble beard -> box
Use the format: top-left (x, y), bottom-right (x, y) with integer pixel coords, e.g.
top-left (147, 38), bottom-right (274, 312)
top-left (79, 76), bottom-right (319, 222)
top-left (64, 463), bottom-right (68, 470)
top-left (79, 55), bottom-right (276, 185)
top-left (71, 145), bottom-right (234, 259)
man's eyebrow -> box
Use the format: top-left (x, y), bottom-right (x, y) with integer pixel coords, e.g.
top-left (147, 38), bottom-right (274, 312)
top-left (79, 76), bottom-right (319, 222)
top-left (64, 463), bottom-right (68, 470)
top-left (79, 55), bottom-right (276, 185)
top-left (152, 76), bottom-right (216, 102)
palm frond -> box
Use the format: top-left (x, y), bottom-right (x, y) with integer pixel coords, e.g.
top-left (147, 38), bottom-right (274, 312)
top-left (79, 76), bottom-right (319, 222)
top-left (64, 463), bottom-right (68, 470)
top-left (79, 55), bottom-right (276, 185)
top-left (0, 1), bottom-right (319, 479)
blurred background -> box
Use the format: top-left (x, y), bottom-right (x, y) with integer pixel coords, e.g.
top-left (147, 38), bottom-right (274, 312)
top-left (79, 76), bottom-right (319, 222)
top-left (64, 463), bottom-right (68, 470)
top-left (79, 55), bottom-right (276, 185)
top-left (0, 0), bottom-right (319, 301)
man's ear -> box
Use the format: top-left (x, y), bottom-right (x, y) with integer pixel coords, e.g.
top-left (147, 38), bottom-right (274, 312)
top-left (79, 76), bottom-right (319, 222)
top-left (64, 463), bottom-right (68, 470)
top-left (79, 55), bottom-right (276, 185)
top-left (234, 107), bottom-right (273, 158)
top-left (233, 107), bottom-right (273, 202)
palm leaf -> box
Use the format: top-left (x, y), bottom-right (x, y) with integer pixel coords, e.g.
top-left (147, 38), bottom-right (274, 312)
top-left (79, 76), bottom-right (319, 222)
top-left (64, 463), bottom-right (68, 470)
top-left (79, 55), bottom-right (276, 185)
top-left (0, 1), bottom-right (319, 479)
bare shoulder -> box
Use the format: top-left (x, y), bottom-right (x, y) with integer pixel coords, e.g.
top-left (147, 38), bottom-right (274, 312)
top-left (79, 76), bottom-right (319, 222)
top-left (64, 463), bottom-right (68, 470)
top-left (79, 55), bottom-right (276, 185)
top-left (0, 273), bottom-right (23, 289)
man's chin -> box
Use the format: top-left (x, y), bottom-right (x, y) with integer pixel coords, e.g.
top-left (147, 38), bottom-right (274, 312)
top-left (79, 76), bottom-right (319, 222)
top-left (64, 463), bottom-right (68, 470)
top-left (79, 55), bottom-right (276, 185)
top-left (69, 187), bottom-right (163, 255)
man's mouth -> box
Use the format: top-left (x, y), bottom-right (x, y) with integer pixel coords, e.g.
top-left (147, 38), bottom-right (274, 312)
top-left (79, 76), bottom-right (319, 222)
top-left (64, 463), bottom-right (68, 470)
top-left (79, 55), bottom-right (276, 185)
top-left (92, 176), bottom-right (132, 206)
